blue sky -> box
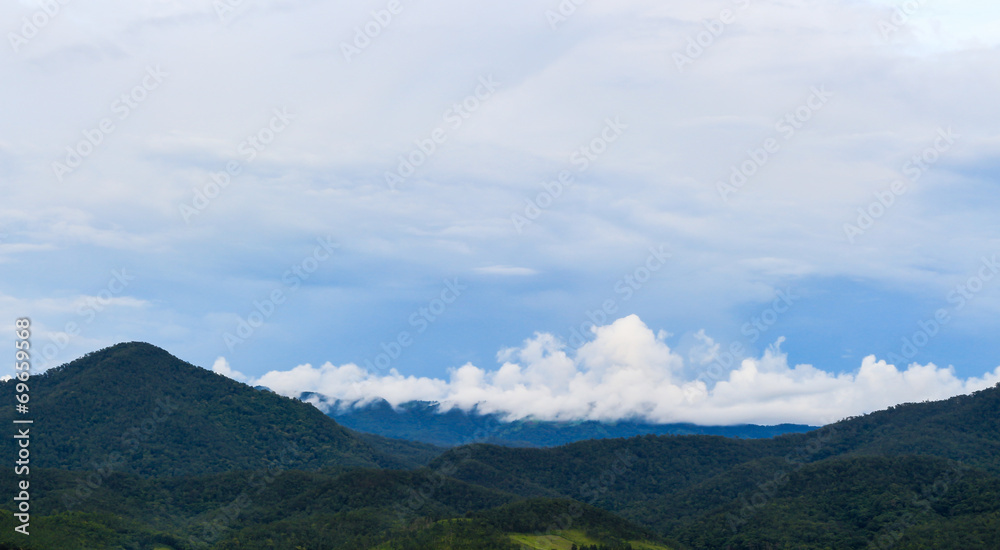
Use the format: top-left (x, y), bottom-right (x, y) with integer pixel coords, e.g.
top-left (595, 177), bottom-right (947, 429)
top-left (3, 0), bottom-right (999, 424)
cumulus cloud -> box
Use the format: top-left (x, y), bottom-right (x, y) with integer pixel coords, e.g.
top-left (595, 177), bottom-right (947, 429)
top-left (231, 315), bottom-right (1000, 426)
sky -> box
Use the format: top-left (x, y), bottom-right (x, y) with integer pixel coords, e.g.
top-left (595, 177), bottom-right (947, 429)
top-left (2, 0), bottom-right (1000, 425)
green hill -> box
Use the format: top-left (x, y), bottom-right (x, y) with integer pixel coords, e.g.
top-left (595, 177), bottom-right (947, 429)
top-left (0, 342), bottom-right (437, 478)
top-left (428, 384), bottom-right (1000, 548)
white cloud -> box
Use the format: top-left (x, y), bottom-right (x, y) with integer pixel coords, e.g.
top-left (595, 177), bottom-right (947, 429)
top-left (474, 265), bottom-right (538, 276)
top-left (211, 356), bottom-right (247, 382)
top-left (235, 315), bottom-right (1000, 426)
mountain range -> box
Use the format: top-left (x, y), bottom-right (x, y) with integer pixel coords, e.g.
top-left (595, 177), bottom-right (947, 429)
top-left (311, 396), bottom-right (816, 447)
top-left (0, 342), bottom-right (997, 549)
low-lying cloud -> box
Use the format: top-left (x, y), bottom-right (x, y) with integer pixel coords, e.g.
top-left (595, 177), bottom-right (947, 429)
top-left (237, 315), bottom-right (1000, 426)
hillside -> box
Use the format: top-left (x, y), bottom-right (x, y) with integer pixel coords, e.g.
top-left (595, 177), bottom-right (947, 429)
top-left (427, 384), bottom-right (1000, 548)
top-left (0, 467), bottom-right (673, 550)
top-left (0, 342), bottom-right (437, 477)
top-left (430, 384), bottom-right (1000, 498)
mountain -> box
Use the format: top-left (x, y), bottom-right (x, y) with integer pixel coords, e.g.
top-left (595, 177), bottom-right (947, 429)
top-left (428, 383), bottom-right (1000, 548)
top-left (0, 342), bottom-right (438, 477)
top-left (1, 342), bottom-right (997, 549)
top-left (430, 383), bottom-right (1000, 496)
top-left (315, 396), bottom-right (816, 447)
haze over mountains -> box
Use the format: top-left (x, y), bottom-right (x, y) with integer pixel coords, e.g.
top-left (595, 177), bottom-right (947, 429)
top-left (313, 396), bottom-right (815, 448)
top-left (1, 342), bottom-right (998, 549)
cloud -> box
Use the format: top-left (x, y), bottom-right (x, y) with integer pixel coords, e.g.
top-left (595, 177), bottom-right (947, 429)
top-left (212, 356), bottom-right (247, 382)
top-left (229, 315), bottom-right (1000, 425)
top-left (474, 265), bottom-right (538, 276)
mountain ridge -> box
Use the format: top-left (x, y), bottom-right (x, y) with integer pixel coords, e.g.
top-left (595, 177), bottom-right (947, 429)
top-left (309, 395), bottom-right (817, 448)
top-left (0, 342), bottom-right (438, 477)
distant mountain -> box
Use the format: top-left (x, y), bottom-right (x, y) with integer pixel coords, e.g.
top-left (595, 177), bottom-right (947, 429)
top-left (0, 342), bottom-right (438, 477)
top-left (312, 396), bottom-right (816, 447)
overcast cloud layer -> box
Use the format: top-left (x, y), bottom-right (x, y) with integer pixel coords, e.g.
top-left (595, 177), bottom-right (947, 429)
top-left (3, 0), bottom-right (1000, 424)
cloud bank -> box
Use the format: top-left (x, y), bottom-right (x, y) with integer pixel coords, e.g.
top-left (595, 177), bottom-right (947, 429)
top-left (241, 315), bottom-right (1000, 425)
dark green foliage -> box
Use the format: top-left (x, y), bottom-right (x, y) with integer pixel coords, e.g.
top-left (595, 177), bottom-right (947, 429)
top-left (0, 509), bottom-right (187, 550)
top-left (354, 431), bottom-right (445, 468)
top-left (430, 433), bottom-right (775, 508)
top-left (0, 342), bottom-right (440, 477)
top-left (672, 455), bottom-right (1000, 549)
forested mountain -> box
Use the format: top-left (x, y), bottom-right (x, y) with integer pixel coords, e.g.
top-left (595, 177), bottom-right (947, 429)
top-left (0, 342), bottom-right (997, 549)
top-left (0, 342), bottom-right (437, 476)
top-left (427, 384), bottom-right (1000, 548)
top-left (318, 397), bottom-right (816, 447)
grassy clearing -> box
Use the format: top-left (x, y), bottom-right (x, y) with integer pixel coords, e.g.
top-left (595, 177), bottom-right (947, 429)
top-left (508, 531), bottom-right (674, 550)
top-left (509, 529), bottom-right (599, 549)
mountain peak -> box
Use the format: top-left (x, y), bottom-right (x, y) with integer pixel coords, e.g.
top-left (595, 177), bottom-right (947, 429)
top-left (5, 342), bottom-right (391, 477)
top-left (43, 341), bottom-right (177, 377)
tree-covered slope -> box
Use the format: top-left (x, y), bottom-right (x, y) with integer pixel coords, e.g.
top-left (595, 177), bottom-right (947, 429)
top-left (673, 455), bottom-right (1000, 550)
top-left (430, 384), bottom-right (1000, 505)
top-left (0, 342), bottom-right (434, 477)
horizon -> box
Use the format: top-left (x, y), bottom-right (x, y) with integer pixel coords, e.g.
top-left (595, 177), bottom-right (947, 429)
top-left (20, 339), bottom-right (1000, 428)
